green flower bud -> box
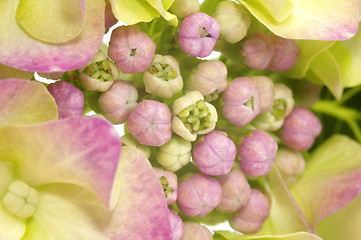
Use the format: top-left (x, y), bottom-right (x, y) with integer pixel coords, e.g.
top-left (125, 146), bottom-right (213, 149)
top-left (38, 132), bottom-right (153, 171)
top-left (143, 54), bottom-right (183, 99)
top-left (77, 50), bottom-right (120, 92)
top-left (156, 136), bottom-right (192, 172)
top-left (1, 180), bottom-right (39, 219)
top-left (214, 1), bottom-right (251, 43)
top-left (172, 91), bottom-right (218, 141)
top-left (169, 0), bottom-right (200, 19)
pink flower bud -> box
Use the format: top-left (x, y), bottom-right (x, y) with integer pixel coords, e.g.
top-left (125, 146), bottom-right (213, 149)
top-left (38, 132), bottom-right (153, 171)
top-left (251, 76), bottom-right (274, 113)
top-left (177, 173), bottom-right (222, 217)
top-left (193, 131), bottom-right (236, 176)
top-left (188, 60), bottom-right (228, 100)
top-left (98, 80), bottom-right (138, 124)
top-left (153, 167), bottom-right (178, 205)
top-left (127, 100), bottom-right (172, 146)
top-left (181, 222), bottom-right (213, 240)
top-left (48, 81), bottom-right (84, 119)
top-left (222, 77), bottom-right (261, 127)
top-left (216, 169), bottom-right (251, 213)
top-left (281, 107), bottom-right (322, 151)
top-left (230, 189), bottom-right (270, 234)
top-left (240, 31), bottom-right (275, 70)
top-left (168, 209), bottom-right (184, 240)
top-left (238, 130), bottom-right (278, 177)
top-left (108, 25), bottom-right (156, 73)
top-left (179, 12), bottom-right (220, 58)
top-left (274, 148), bottom-right (305, 185)
top-left (267, 35), bottom-right (299, 72)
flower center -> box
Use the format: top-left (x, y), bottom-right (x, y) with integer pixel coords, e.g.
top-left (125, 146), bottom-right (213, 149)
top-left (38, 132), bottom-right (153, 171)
top-left (130, 48), bottom-right (137, 57)
top-left (177, 100), bottom-right (213, 133)
top-left (198, 26), bottom-right (212, 38)
top-left (204, 91), bottom-right (219, 102)
top-left (149, 63), bottom-right (178, 81)
top-left (271, 99), bottom-right (287, 120)
top-left (1, 180), bottom-right (39, 219)
top-left (83, 60), bottom-right (114, 82)
top-left (243, 96), bottom-right (255, 111)
top-left (159, 176), bottom-right (173, 198)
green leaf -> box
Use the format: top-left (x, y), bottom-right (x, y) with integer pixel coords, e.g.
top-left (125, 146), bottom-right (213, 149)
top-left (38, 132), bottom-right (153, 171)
top-left (16, 0), bottom-right (86, 43)
top-left (290, 135), bottom-right (361, 230)
top-left (110, 0), bottom-right (178, 26)
top-left (214, 231), bottom-right (322, 240)
top-left (238, 0), bottom-right (359, 40)
top-left (308, 50), bottom-right (342, 100)
top-left (284, 40), bottom-right (334, 79)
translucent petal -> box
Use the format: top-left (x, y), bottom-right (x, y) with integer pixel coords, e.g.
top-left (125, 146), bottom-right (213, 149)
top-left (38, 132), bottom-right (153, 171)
top-left (22, 184), bottom-right (108, 240)
top-left (290, 135), bottom-right (361, 230)
top-left (239, 0), bottom-right (360, 40)
top-left (105, 146), bottom-right (173, 239)
top-left (0, 64), bottom-right (33, 80)
top-left (256, 168), bottom-right (311, 235)
top-left (0, 117), bottom-right (122, 209)
top-left (16, 0), bottom-right (86, 43)
top-left (0, 0), bottom-right (104, 72)
top-left (0, 79), bottom-right (58, 127)
top-left (0, 202), bottom-right (26, 240)
top-left (214, 231), bottom-right (322, 240)
top-left (110, 0), bottom-right (177, 26)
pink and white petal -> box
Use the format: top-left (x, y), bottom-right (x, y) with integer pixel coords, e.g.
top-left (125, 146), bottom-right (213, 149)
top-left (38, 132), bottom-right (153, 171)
top-left (0, 79), bottom-right (58, 127)
top-left (0, 64), bottom-right (33, 80)
top-left (16, 0), bottom-right (86, 43)
top-left (106, 146), bottom-right (173, 240)
top-left (290, 135), bottom-right (361, 230)
top-left (0, 117), bottom-right (121, 209)
top-left (22, 184), bottom-right (109, 240)
top-left (239, 0), bottom-right (360, 40)
top-left (0, 0), bottom-right (104, 72)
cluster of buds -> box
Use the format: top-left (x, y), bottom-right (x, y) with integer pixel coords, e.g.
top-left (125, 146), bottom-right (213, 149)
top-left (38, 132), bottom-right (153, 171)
top-left (38, 2), bottom-right (324, 237)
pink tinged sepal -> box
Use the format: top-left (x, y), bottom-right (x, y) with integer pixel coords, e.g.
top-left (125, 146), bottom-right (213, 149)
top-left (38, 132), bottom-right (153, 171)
top-left (0, 117), bottom-right (122, 209)
top-left (105, 146), bottom-right (173, 240)
top-left (0, 0), bottom-right (105, 72)
top-left (48, 81), bottom-right (84, 119)
top-left (290, 135), bottom-right (361, 230)
top-left (0, 79), bottom-right (58, 127)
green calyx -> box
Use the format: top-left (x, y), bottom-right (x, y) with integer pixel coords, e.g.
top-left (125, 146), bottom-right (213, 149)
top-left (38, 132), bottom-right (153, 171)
top-left (149, 62), bottom-right (178, 81)
top-left (159, 176), bottom-right (173, 198)
top-left (83, 60), bottom-right (114, 82)
top-left (204, 92), bottom-right (219, 102)
top-left (177, 100), bottom-right (213, 133)
top-left (271, 99), bottom-right (287, 120)
top-left (1, 180), bottom-right (39, 219)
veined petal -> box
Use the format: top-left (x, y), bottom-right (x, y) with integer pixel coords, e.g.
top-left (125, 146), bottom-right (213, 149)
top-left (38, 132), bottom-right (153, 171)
top-left (0, 117), bottom-right (122, 209)
top-left (316, 193), bottom-right (361, 240)
top-left (110, 0), bottom-right (177, 26)
top-left (290, 135), bottom-right (361, 230)
top-left (284, 40), bottom-right (334, 79)
top-left (0, 64), bottom-right (33, 80)
top-left (256, 168), bottom-right (311, 235)
top-left (16, 0), bottom-right (86, 43)
top-left (0, 79), bottom-right (58, 127)
top-left (239, 0), bottom-right (360, 40)
top-left (106, 146), bottom-right (173, 240)
top-left (22, 184), bottom-right (108, 240)
top-left (329, 23), bottom-right (361, 88)
top-left (214, 231), bottom-right (322, 240)
top-left (0, 0), bottom-right (104, 72)
top-left (0, 202), bottom-right (26, 240)
top-left (254, 0), bottom-right (293, 22)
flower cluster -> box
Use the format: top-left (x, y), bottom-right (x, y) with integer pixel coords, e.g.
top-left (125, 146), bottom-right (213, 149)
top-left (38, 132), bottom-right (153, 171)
top-left (1, 0), bottom-right (361, 240)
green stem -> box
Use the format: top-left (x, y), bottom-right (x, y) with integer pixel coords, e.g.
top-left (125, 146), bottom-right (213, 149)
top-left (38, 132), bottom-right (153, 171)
top-left (340, 85), bottom-right (361, 104)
